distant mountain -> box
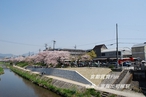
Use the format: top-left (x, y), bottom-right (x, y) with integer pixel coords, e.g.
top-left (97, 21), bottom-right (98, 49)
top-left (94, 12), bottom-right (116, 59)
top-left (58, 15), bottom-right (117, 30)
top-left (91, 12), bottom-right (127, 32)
top-left (0, 52), bottom-right (38, 59)
top-left (0, 53), bottom-right (14, 58)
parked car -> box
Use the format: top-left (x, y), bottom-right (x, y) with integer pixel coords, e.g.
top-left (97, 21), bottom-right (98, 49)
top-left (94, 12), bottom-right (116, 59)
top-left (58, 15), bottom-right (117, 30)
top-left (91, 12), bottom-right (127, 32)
top-left (123, 62), bottom-right (131, 67)
top-left (101, 62), bottom-right (108, 67)
top-left (109, 62), bottom-right (118, 67)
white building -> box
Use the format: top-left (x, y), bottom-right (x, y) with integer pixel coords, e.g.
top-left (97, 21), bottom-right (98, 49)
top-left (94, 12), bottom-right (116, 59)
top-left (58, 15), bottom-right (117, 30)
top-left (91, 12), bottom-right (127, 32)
top-left (101, 48), bottom-right (132, 59)
top-left (132, 42), bottom-right (146, 60)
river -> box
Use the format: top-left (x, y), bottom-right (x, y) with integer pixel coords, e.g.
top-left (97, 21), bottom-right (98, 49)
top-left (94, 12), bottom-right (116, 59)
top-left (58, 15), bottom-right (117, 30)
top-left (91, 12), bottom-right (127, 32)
top-left (0, 68), bottom-right (61, 97)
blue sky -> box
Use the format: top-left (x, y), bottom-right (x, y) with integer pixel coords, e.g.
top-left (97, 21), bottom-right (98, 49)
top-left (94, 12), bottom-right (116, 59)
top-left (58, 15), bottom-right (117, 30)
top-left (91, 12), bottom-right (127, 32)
top-left (0, 0), bottom-right (146, 55)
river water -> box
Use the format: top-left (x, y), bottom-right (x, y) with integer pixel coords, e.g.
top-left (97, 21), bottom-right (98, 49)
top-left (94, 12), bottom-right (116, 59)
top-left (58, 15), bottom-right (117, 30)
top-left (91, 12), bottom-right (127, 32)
top-left (0, 68), bottom-right (60, 97)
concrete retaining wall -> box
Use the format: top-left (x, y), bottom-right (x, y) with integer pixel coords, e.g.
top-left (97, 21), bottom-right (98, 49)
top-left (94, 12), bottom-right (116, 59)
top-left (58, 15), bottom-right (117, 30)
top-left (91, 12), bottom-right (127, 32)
top-left (27, 67), bottom-right (93, 85)
top-left (13, 66), bottom-right (86, 92)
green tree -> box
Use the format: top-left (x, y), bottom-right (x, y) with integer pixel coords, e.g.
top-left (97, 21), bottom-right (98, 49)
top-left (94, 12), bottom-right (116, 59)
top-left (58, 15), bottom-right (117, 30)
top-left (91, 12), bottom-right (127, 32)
top-left (87, 50), bottom-right (97, 60)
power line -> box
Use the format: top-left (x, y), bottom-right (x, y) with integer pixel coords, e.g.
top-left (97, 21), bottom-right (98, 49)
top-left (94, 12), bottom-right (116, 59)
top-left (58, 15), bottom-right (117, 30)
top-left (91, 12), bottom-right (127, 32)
top-left (1, 37), bottom-right (145, 50)
top-left (119, 38), bottom-right (146, 40)
top-left (0, 39), bottom-right (43, 47)
top-left (118, 42), bottom-right (137, 44)
top-left (76, 39), bottom-right (115, 47)
top-left (63, 39), bottom-right (137, 49)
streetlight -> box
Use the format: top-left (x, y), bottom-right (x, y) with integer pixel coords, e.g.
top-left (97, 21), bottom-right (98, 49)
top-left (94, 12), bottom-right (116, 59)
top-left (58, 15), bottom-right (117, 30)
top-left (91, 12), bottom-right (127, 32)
top-left (116, 23), bottom-right (118, 68)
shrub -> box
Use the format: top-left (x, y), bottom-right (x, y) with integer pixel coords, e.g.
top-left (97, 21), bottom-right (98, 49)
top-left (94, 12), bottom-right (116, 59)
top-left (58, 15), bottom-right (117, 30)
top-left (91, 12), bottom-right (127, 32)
top-left (84, 89), bottom-right (101, 97)
top-left (109, 65), bottom-right (114, 69)
top-left (16, 62), bottom-right (28, 67)
top-left (87, 88), bottom-right (97, 95)
top-left (109, 94), bottom-right (116, 97)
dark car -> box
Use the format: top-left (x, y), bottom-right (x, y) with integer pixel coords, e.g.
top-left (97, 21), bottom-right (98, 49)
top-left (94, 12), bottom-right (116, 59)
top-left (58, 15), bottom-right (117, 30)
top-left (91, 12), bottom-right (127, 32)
top-left (123, 62), bottom-right (131, 67)
top-left (109, 62), bottom-right (118, 67)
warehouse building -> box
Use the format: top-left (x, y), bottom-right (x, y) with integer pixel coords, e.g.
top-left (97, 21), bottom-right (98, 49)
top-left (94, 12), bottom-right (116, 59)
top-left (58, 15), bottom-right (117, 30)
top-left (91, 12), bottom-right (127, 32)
top-left (101, 48), bottom-right (132, 59)
top-left (132, 42), bottom-right (146, 60)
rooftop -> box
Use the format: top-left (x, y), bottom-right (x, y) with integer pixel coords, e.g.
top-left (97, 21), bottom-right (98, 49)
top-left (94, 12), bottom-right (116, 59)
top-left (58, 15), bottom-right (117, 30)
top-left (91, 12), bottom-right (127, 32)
top-left (101, 47), bottom-right (131, 53)
top-left (132, 42), bottom-right (146, 47)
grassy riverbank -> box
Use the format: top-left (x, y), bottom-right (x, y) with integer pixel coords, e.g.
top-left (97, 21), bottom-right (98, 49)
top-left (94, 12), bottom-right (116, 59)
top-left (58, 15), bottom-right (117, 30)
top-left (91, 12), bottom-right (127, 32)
top-left (10, 66), bottom-right (115, 97)
top-left (0, 67), bottom-right (4, 75)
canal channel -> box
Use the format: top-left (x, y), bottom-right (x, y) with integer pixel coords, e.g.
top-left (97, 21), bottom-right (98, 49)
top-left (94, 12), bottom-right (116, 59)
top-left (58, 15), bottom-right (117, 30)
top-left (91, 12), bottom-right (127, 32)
top-left (0, 67), bottom-right (61, 97)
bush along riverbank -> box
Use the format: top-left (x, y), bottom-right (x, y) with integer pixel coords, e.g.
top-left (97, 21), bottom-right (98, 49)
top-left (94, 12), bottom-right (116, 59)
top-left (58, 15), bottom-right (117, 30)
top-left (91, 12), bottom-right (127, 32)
top-left (10, 66), bottom-right (116, 97)
top-left (0, 66), bottom-right (4, 75)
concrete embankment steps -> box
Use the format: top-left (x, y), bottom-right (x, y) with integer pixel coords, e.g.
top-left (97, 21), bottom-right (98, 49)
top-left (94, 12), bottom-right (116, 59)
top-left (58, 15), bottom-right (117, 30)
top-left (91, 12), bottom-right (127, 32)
top-left (99, 71), bottom-right (121, 86)
top-left (112, 70), bottom-right (133, 91)
top-left (113, 70), bottom-right (129, 85)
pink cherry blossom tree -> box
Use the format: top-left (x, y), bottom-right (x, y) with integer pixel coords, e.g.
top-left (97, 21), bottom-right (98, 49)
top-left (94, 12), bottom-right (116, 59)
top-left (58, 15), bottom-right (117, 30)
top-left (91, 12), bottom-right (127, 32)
top-left (6, 51), bottom-right (71, 67)
top-left (33, 51), bottom-right (48, 64)
top-left (9, 57), bottom-right (16, 63)
top-left (2, 57), bottom-right (14, 65)
top-left (15, 56), bottom-right (25, 62)
top-left (44, 51), bottom-right (70, 67)
top-left (80, 54), bottom-right (91, 61)
top-left (25, 55), bottom-right (35, 64)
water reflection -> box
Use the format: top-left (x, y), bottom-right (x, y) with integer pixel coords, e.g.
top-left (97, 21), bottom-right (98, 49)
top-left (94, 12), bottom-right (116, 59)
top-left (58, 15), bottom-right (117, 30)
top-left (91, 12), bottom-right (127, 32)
top-left (22, 76), bottom-right (59, 97)
top-left (0, 69), bottom-right (60, 97)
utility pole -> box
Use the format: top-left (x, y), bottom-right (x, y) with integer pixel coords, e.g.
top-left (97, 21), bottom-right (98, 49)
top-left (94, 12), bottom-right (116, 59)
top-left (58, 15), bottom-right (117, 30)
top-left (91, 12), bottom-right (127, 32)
top-left (74, 45), bottom-right (77, 61)
top-left (29, 52), bottom-right (30, 56)
top-left (45, 44), bottom-right (48, 50)
top-left (74, 45), bottom-right (76, 49)
top-left (116, 23), bottom-right (118, 68)
top-left (53, 40), bottom-right (56, 50)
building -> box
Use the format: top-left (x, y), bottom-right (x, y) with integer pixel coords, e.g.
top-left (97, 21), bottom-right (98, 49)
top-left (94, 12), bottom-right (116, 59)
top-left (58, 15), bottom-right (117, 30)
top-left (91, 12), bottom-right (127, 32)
top-left (92, 44), bottom-right (131, 59)
top-left (58, 48), bottom-right (86, 56)
top-left (91, 44), bottom-right (130, 62)
top-left (101, 48), bottom-right (132, 59)
top-left (132, 42), bottom-right (146, 60)
top-left (92, 44), bottom-right (108, 57)
top-left (44, 48), bottom-right (86, 57)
